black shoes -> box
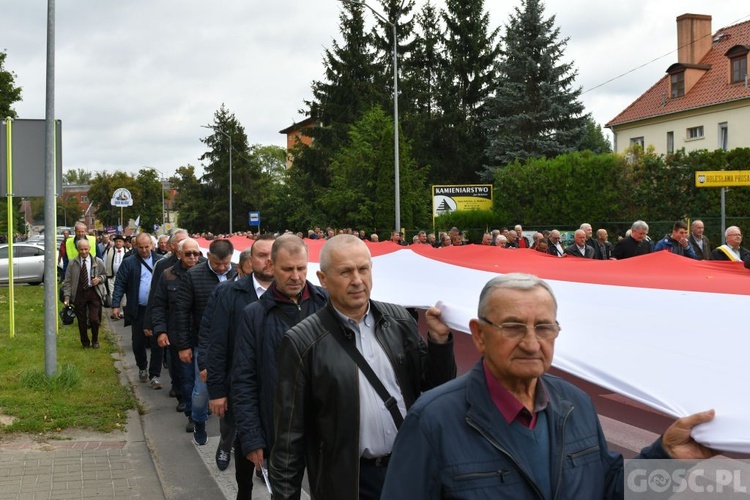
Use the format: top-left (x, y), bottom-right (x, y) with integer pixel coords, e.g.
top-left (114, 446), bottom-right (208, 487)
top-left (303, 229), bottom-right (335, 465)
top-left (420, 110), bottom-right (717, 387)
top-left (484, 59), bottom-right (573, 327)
top-left (216, 444), bottom-right (231, 471)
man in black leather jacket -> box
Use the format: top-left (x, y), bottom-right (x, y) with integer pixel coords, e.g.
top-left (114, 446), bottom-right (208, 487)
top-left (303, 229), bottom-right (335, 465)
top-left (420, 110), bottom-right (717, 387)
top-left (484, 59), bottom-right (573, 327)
top-left (269, 235), bottom-right (457, 500)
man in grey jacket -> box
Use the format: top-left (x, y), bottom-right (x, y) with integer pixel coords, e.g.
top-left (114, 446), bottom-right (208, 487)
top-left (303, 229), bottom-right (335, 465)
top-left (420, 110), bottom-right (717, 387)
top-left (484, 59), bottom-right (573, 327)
top-left (63, 238), bottom-right (107, 349)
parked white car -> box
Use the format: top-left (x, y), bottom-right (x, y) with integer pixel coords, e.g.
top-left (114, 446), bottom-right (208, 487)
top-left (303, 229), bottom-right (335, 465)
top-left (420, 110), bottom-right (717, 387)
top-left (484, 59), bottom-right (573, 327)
top-left (0, 243), bottom-right (47, 285)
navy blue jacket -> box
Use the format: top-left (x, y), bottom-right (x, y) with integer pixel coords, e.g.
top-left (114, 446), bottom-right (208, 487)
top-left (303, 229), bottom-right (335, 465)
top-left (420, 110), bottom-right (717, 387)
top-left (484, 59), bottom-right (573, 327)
top-left (203, 275), bottom-right (263, 400)
top-left (150, 259), bottom-right (203, 343)
top-left (231, 281), bottom-right (328, 457)
top-left (174, 260), bottom-right (237, 351)
top-left (112, 251), bottom-right (163, 321)
top-left (381, 361), bottom-right (670, 499)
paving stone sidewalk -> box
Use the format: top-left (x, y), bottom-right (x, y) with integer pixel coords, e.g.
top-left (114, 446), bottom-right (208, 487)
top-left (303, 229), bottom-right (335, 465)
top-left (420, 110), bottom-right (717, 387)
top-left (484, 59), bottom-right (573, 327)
top-left (0, 407), bottom-right (164, 500)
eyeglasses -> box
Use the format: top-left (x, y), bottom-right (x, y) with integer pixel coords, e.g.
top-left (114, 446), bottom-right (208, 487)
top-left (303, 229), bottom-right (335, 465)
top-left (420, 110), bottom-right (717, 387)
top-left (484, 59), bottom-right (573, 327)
top-left (182, 251), bottom-right (201, 257)
top-left (478, 317), bottom-right (560, 341)
top-left (727, 233), bottom-right (742, 237)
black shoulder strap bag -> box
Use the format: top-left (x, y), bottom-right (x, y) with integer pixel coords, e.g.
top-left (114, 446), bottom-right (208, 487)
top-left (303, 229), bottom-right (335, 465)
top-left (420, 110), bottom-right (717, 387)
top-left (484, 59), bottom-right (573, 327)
top-left (322, 309), bottom-right (404, 429)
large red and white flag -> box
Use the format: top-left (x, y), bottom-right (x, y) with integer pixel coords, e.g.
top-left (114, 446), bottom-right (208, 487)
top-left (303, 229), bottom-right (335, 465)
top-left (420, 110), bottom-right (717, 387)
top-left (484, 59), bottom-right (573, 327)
top-left (199, 237), bottom-right (750, 453)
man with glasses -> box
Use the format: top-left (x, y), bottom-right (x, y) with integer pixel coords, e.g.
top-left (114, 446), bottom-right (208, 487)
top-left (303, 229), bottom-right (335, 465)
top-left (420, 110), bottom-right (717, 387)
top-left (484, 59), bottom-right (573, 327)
top-left (710, 226), bottom-right (750, 263)
top-left (175, 239), bottom-right (237, 445)
top-left (381, 274), bottom-right (717, 499)
top-left (152, 238), bottom-right (205, 416)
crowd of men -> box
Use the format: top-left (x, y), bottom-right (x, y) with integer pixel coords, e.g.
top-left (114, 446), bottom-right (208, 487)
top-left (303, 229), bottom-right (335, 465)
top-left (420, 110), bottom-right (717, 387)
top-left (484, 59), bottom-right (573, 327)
top-left (50, 218), bottom-right (743, 499)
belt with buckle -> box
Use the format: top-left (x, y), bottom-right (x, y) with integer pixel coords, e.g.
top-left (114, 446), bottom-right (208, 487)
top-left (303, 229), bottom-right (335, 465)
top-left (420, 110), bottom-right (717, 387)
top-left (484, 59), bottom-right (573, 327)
top-left (360, 455), bottom-right (390, 467)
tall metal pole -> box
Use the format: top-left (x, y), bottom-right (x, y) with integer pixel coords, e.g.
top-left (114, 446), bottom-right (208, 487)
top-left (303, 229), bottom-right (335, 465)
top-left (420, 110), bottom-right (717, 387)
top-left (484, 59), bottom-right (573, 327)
top-left (392, 21), bottom-right (400, 234)
top-left (339, 0), bottom-right (400, 233)
top-left (228, 134), bottom-right (233, 234)
top-left (43, 0), bottom-right (57, 376)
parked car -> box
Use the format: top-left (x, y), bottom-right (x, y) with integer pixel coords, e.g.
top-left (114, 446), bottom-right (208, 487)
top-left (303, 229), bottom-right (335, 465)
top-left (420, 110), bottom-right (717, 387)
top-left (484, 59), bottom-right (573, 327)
top-left (0, 243), bottom-right (46, 285)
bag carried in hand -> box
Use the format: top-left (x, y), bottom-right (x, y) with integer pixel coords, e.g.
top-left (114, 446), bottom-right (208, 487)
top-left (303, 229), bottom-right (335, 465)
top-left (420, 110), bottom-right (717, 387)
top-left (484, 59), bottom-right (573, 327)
top-left (60, 305), bottom-right (76, 325)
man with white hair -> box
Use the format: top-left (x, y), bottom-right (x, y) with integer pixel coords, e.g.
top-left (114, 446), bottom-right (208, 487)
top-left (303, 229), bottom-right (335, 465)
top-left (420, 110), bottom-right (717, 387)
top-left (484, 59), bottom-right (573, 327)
top-left (709, 226), bottom-right (750, 262)
top-left (613, 220), bottom-right (652, 260)
top-left (546, 230), bottom-right (564, 257)
top-left (381, 274), bottom-right (717, 499)
top-left (564, 229), bottom-right (594, 258)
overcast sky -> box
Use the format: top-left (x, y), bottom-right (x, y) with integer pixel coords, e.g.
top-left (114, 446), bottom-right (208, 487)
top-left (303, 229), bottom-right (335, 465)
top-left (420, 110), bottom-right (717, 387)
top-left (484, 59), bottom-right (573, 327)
top-left (1, 1), bottom-right (746, 179)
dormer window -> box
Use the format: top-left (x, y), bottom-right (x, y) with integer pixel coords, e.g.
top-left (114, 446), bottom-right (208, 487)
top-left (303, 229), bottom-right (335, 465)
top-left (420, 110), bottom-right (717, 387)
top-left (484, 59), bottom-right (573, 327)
top-left (671, 72), bottom-right (685, 97)
top-left (725, 45), bottom-right (749, 84)
top-left (731, 55), bottom-right (747, 83)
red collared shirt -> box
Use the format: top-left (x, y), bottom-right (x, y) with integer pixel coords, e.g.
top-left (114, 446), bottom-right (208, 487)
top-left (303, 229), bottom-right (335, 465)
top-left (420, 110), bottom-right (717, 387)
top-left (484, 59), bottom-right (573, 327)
top-left (483, 360), bottom-right (548, 429)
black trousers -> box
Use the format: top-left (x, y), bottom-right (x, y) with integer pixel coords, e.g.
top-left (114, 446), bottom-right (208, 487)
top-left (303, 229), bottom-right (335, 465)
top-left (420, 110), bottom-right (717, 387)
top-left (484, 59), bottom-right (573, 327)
top-left (359, 459), bottom-right (388, 500)
top-left (131, 305), bottom-right (162, 378)
top-left (234, 436), bottom-right (255, 500)
top-left (74, 286), bottom-right (101, 347)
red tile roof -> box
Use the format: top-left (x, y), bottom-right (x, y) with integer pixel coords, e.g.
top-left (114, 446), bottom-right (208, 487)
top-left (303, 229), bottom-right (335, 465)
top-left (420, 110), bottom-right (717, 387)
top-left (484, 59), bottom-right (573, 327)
top-left (607, 19), bottom-right (750, 127)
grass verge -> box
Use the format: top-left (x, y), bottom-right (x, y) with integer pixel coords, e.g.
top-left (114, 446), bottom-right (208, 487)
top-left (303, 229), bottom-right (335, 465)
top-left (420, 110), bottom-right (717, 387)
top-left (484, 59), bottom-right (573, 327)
top-left (0, 284), bottom-right (135, 436)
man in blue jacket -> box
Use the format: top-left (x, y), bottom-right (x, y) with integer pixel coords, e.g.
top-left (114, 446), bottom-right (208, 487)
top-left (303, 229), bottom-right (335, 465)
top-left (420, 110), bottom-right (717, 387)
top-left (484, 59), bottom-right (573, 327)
top-left (112, 232), bottom-right (163, 388)
top-left (381, 273), bottom-right (716, 499)
top-left (653, 220), bottom-right (697, 259)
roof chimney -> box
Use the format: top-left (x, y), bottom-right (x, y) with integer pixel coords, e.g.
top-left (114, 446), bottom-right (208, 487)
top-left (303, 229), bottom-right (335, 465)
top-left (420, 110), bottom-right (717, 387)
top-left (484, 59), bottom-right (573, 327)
top-left (676, 14), bottom-right (712, 64)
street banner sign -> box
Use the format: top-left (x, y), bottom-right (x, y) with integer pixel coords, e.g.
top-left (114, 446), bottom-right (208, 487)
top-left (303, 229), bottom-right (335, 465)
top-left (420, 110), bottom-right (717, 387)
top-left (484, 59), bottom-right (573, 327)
top-left (695, 170), bottom-right (750, 188)
top-left (432, 184), bottom-right (493, 217)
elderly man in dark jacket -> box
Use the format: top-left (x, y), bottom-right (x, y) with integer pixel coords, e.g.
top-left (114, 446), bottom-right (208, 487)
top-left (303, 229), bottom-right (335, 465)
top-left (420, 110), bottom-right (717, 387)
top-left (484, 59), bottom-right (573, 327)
top-left (174, 238), bottom-right (237, 445)
top-left (151, 238), bottom-right (205, 416)
top-left (144, 229), bottom-right (189, 399)
top-left (269, 235), bottom-right (456, 500)
top-left (231, 235), bottom-right (328, 496)
top-left (112, 232), bottom-right (163, 388)
top-left (381, 274), bottom-right (716, 499)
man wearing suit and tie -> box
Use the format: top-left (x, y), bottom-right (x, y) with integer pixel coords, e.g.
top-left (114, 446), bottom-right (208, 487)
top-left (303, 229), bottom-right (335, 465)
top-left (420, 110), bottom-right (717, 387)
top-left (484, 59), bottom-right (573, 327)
top-left (62, 239), bottom-right (107, 349)
top-left (564, 229), bottom-right (595, 258)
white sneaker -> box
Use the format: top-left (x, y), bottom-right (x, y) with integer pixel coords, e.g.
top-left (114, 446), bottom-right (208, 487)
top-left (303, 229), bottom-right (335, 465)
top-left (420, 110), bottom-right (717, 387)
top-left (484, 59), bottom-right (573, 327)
top-left (149, 377), bottom-right (162, 390)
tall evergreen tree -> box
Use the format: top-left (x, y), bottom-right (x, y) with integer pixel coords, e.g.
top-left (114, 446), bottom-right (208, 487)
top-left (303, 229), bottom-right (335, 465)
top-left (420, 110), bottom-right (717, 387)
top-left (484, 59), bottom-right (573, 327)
top-left (435, 0), bottom-right (500, 184)
top-left (200, 104), bottom-right (258, 233)
top-left (482, 0), bottom-right (586, 179)
top-left (402, 1), bottom-right (445, 184)
top-left (287, 3), bottom-right (384, 223)
top-left (170, 165), bottom-right (211, 232)
top-left (0, 50), bottom-right (22, 119)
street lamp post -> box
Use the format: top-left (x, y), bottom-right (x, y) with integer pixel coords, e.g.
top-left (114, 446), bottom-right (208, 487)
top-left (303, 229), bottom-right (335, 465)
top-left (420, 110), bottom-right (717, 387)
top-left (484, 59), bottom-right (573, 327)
top-left (144, 166), bottom-right (165, 231)
top-left (201, 126), bottom-right (233, 234)
top-left (339, 0), bottom-right (400, 233)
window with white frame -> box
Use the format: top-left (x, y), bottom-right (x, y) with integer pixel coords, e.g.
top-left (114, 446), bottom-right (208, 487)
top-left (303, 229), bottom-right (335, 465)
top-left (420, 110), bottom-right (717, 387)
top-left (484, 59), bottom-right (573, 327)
top-left (667, 131), bottom-right (674, 154)
top-left (630, 137), bottom-right (645, 149)
top-left (719, 123), bottom-right (728, 150)
top-left (687, 126), bottom-right (704, 140)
